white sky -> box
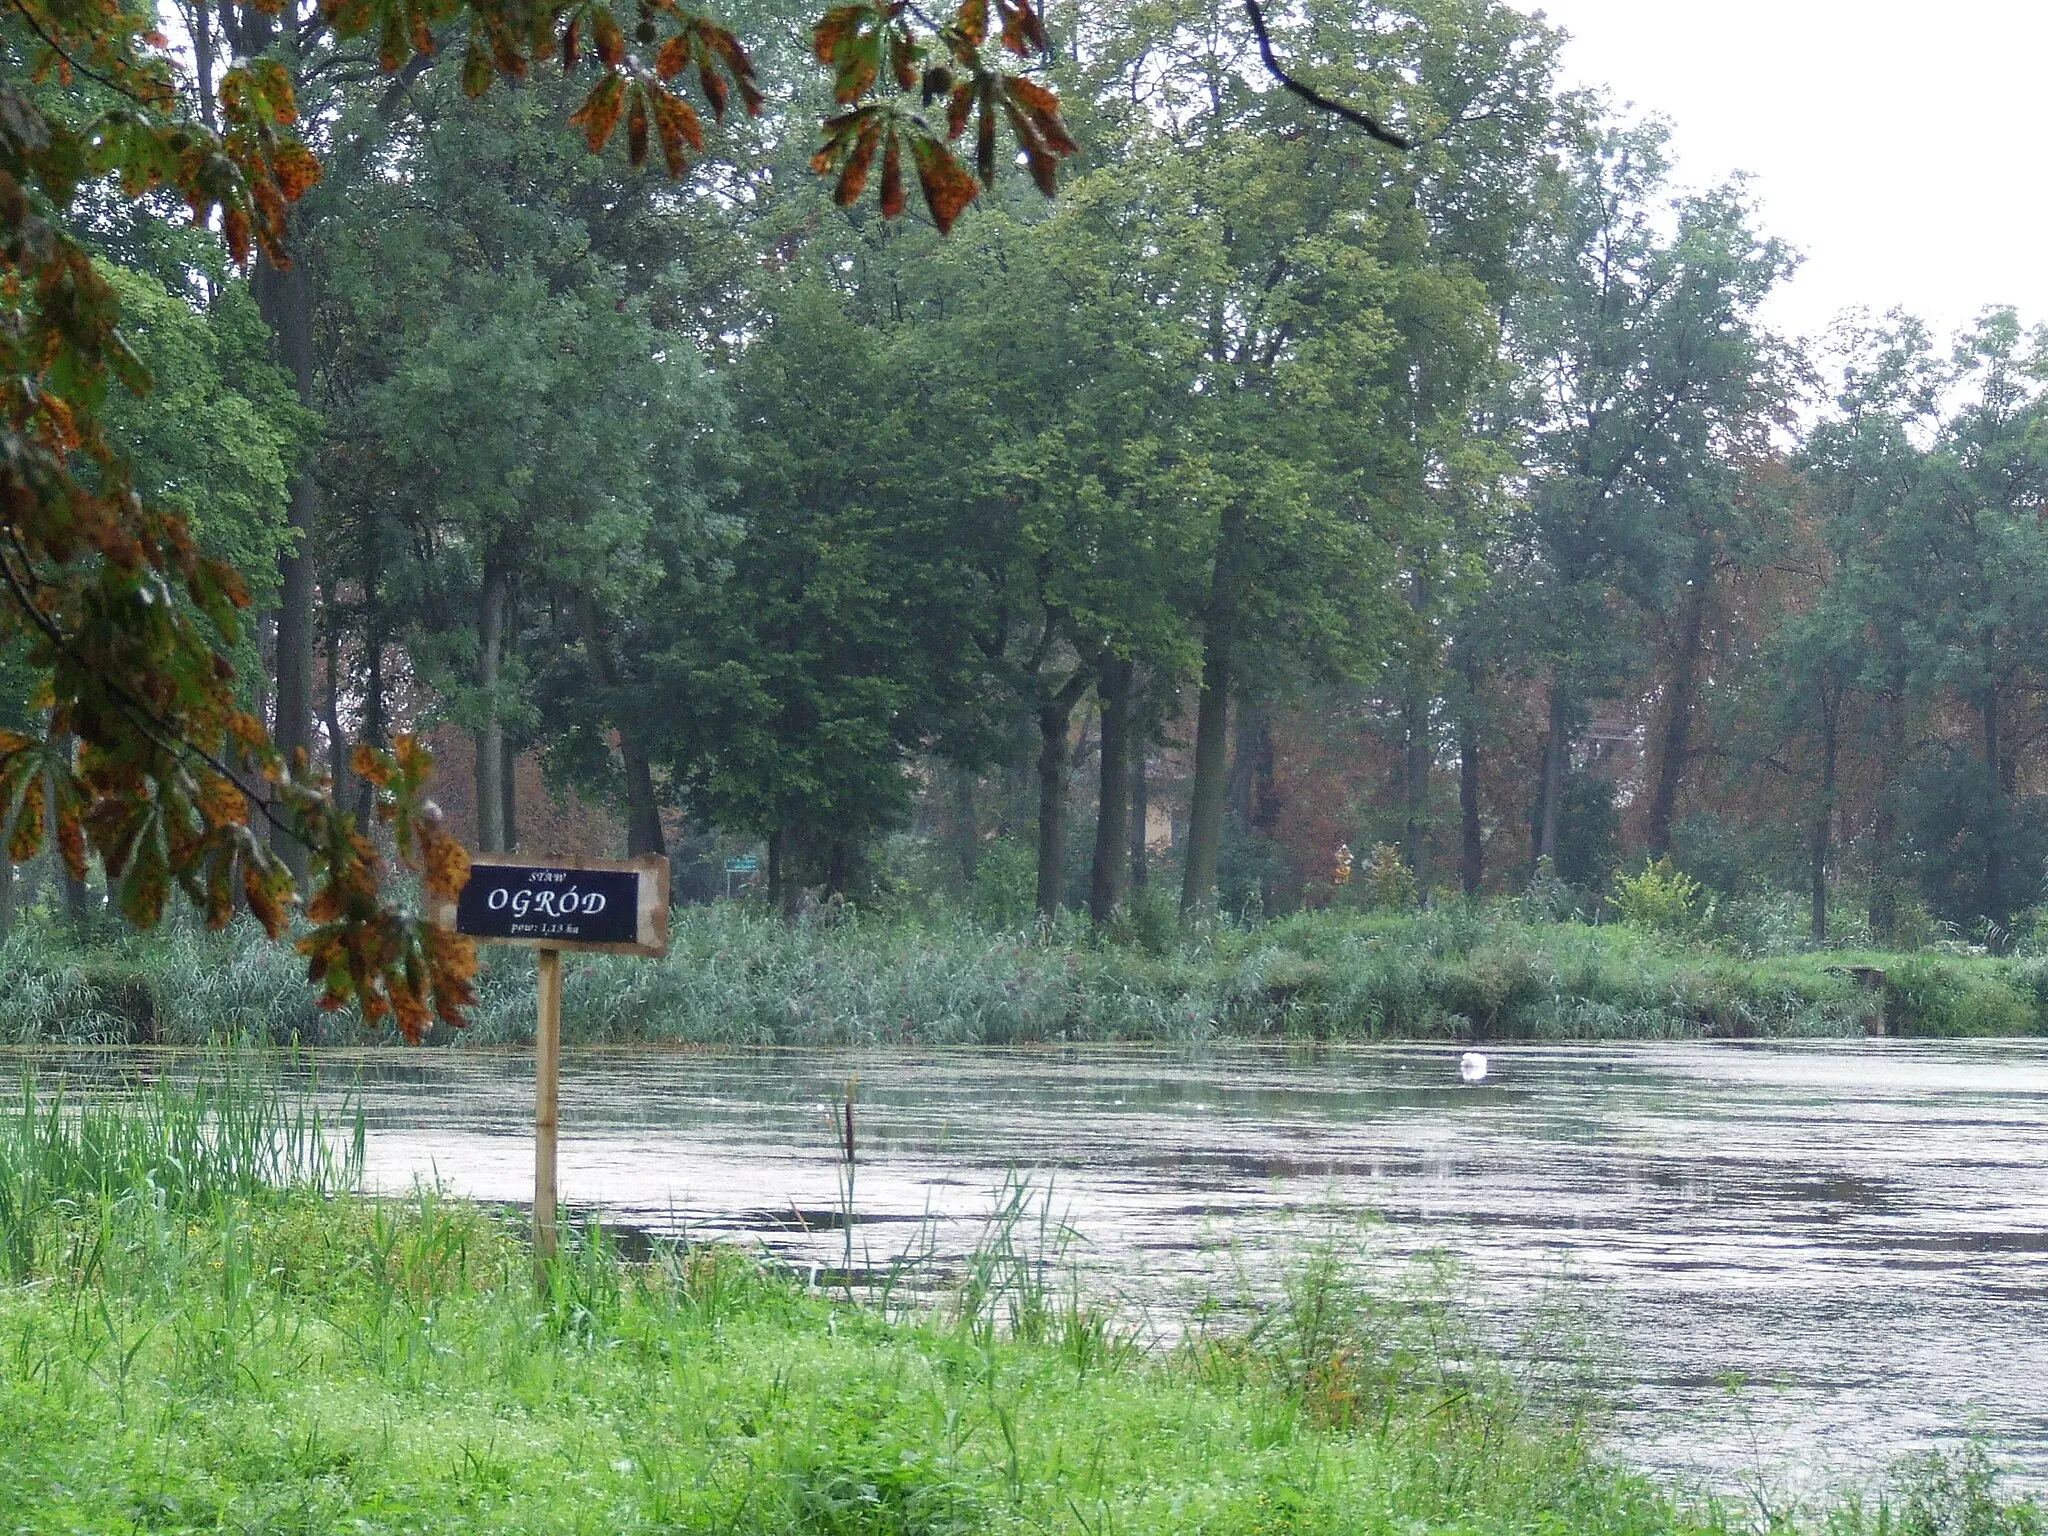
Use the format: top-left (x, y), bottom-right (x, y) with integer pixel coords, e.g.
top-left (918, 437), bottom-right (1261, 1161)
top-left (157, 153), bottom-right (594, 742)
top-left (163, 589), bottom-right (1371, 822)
top-left (1530, 0), bottom-right (2047, 346)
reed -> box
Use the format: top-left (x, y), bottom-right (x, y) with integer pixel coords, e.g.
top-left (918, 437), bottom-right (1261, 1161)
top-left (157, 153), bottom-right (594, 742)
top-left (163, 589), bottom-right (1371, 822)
top-left (3, 902), bottom-right (2046, 1049)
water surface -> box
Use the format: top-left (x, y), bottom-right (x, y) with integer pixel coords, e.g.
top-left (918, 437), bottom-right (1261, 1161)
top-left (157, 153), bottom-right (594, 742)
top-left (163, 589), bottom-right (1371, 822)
top-left (35, 1039), bottom-right (2048, 1490)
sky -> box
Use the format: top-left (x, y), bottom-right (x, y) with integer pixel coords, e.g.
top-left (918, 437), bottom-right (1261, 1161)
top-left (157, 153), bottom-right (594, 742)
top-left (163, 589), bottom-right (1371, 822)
top-left (1529, 0), bottom-right (2047, 346)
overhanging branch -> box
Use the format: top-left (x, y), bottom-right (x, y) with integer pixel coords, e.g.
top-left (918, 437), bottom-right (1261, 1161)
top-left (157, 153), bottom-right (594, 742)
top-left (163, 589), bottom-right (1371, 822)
top-left (1242, 0), bottom-right (1411, 150)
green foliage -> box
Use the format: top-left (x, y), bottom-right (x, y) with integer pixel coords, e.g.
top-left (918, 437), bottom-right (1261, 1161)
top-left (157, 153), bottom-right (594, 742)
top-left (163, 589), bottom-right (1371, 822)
top-left (97, 270), bottom-right (307, 615)
top-left (1612, 857), bottom-right (1707, 936)
top-left (969, 835), bottom-right (1037, 930)
top-left (1553, 772), bottom-right (1623, 891)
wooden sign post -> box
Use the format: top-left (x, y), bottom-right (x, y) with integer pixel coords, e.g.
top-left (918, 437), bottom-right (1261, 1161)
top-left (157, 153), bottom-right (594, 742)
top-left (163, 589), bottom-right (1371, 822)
top-left (432, 853), bottom-right (669, 1274)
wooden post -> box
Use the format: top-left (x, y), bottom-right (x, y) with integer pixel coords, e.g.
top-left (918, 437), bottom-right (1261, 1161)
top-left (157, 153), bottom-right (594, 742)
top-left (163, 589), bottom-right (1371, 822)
top-left (534, 947), bottom-right (563, 1275)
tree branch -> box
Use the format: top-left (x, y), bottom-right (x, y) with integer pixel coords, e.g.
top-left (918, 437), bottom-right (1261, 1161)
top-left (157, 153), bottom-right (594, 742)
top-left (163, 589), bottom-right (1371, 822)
top-left (5, 0), bottom-right (161, 106)
top-left (1241, 0), bottom-right (1410, 150)
top-left (0, 535), bottom-right (308, 851)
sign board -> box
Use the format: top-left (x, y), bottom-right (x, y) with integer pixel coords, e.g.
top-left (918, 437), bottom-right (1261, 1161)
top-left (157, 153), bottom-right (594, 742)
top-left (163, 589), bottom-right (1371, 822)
top-left (434, 853), bottom-right (669, 958)
top-left (724, 855), bottom-right (760, 873)
top-left (430, 850), bottom-right (670, 1277)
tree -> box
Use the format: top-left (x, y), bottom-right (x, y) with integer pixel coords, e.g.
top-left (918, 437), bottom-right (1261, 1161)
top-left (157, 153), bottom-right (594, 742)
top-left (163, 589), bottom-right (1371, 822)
top-left (1505, 125), bottom-right (1790, 875)
top-left (1, 0), bottom-right (1088, 1019)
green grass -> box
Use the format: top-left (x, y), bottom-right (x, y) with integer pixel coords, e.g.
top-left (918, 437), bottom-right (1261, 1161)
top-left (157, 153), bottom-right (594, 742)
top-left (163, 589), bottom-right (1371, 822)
top-left (4, 901), bottom-right (2047, 1047)
top-left (0, 1066), bottom-right (2038, 1535)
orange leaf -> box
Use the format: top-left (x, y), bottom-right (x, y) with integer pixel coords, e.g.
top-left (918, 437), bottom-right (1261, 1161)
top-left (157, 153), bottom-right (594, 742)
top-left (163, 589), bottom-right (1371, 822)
top-left (910, 133), bottom-right (978, 232)
top-left (879, 128), bottom-right (904, 217)
top-left (570, 73), bottom-right (627, 152)
top-left (9, 778), bottom-right (44, 862)
top-left (594, 8), bottom-right (626, 66)
top-left (835, 114), bottom-right (881, 205)
top-left (651, 86), bottom-right (704, 175)
top-left (627, 86), bottom-right (649, 166)
top-left (272, 141), bottom-right (322, 200)
top-left (697, 52), bottom-right (728, 116)
top-left (813, 5), bottom-right (865, 64)
top-left (223, 205), bottom-right (251, 267)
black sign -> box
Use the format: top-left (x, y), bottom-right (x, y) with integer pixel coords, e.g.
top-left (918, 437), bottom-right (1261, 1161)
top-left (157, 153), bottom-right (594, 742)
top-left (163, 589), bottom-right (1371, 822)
top-left (454, 862), bottom-right (640, 946)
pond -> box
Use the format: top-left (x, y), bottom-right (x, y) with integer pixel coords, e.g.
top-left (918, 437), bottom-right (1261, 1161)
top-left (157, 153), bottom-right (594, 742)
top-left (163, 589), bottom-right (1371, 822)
top-left (31, 1038), bottom-right (2048, 1491)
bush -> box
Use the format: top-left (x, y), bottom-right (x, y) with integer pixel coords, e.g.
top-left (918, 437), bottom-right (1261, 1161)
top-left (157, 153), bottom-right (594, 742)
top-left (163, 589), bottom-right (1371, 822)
top-left (1612, 858), bottom-right (1707, 936)
top-left (1360, 843), bottom-right (1418, 911)
top-left (969, 836), bottom-right (1036, 930)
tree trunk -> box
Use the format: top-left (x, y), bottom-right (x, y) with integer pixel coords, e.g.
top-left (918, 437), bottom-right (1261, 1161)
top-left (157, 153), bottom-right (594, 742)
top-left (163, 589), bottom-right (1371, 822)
top-left (1181, 645), bottom-right (1233, 915)
top-left (1869, 683), bottom-right (1904, 944)
top-left (1533, 683), bottom-right (1567, 872)
top-left (356, 537), bottom-right (385, 823)
top-left (1128, 736), bottom-right (1149, 892)
top-left (948, 765), bottom-right (979, 889)
top-left (779, 829), bottom-right (803, 920)
top-left (501, 734), bottom-right (518, 853)
top-left (1035, 696), bottom-right (1074, 920)
top-left (1403, 692), bottom-right (1430, 892)
top-left (320, 583), bottom-right (349, 808)
top-left (1182, 504), bottom-right (1245, 916)
top-left (577, 599), bottom-right (665, 858)
top-left (1227, 698), bottom-right (1265, 832)
top-left (1459, 695), bottom-right (1483, 898)
top-left (1983, 675), bottom-right (2003, 925)
top-left (1090, 656), bottom-right (1134, 925)
top-left (253, 245), bottom-right (320, 884)
top-left (474, 557), bottom-right (508, 853)
top-left (1646, 551), bottom-right (1712, 858)
top-left (191, 0), bottom-right (219, 130)
top-left (825, 840), bottom-right (850, 900)
top-left (767, 827), bottom-right (784, 911)
top-left (1811, 681), bottom-right (1839, 944)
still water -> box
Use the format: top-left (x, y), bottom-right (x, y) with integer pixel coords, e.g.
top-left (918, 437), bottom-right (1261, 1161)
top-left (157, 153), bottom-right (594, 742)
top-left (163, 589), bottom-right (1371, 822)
top-left (45, 1040), bottom-right (2048, 1489)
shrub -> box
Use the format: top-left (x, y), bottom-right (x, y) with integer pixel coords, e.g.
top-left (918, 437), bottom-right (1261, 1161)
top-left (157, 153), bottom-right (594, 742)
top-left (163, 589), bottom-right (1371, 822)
top-left (968, 836), bottom-right (1036, 930)
top-left (1361, 843), bottom-right (1418, 911)
top-left (1612, 858), bottom-right (1707, 935)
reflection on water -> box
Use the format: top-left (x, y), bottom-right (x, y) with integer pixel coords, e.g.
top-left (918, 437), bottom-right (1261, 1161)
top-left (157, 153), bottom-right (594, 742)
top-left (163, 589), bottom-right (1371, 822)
top-left (12, 1038), bottom-right (2048, 1489)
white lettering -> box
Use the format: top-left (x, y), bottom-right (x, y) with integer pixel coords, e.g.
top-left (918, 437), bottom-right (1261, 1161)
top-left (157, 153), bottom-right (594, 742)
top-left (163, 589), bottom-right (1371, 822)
top-left (582, 892), bottom-right (606, 914)
top-left (487, 888), bottom-right (509, 911)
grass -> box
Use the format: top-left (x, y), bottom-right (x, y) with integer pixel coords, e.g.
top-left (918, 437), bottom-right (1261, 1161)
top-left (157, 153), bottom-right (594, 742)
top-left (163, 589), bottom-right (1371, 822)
top-left (4, 900), bottom-right (2048, 1047)
top-left (0, 1065), bottom-right (2039, 1535)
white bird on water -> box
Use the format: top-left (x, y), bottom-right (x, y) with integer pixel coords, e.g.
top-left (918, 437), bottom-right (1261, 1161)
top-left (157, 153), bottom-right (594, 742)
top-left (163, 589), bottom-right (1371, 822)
top-left (1459, 1051), bottom-right (1489, 1085)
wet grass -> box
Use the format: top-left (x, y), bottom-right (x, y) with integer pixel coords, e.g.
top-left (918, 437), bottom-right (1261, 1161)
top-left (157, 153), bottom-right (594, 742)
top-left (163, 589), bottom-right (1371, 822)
top-left (4, 903), bottom-right (2048, 1047)
top-left (1, 1067), bottom-right (2039, 1535)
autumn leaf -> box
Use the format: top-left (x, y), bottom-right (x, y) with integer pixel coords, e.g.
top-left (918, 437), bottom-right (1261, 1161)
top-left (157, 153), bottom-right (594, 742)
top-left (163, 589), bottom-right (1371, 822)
top-left (570, 73), bottom-right (627, 152)
top-left (273, 141), bottom-right (322, 199)
top-left (995, 0), bottom-right (1045, 54)
top-left (594, 8), bottom-right (627, 67)
top-left (909, 131), bottom-right (978, 231)
top-left (627, 86), bottom-right (649, 167)
top-left (651, 85), bottom-right (704, 176)
top-left (836, 114), bottom-right (881, 204)
top-left (880, 127), bottom-right (904, 217)
top-left (461, 44), bottom-right (493, 96)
